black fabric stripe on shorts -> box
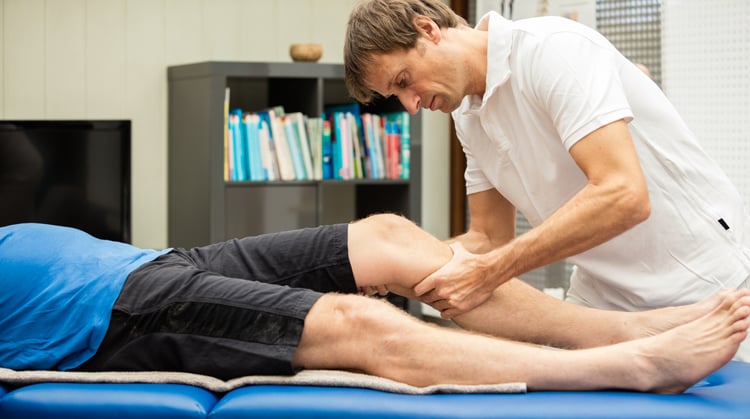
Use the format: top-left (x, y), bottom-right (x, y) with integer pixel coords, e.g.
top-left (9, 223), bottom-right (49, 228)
top-left (122, 300), bottom-right (304, 348)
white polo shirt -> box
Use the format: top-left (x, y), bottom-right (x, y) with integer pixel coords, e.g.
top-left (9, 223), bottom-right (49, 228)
top-left (453, 12), bottom-right (750, 310)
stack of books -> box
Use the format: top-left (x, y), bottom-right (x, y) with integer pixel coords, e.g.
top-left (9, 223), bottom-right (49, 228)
top-left (223, 91), bottom-right (410, 182)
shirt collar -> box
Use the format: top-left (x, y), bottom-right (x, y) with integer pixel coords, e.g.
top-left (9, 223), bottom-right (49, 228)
top-left (458, 11), bottom-right (514, 115)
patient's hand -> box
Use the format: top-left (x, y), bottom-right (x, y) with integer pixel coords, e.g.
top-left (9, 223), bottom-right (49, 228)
top-left (358, 285), bottom-right (389, 297)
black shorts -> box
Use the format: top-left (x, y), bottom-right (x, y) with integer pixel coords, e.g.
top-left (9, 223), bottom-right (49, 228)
top-left (76, 223), bottom-right (357, 379)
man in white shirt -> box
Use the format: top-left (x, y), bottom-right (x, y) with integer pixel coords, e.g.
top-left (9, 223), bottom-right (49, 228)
top-left (344, 0), bottom-right (750, 361)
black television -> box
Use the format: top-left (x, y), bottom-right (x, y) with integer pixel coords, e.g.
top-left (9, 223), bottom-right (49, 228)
top-left (0, 120), bottom-right (131, 243)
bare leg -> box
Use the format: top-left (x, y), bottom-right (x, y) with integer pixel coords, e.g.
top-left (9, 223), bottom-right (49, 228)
top-left (452, 279), bottom-right (731, 349)
top-left (292, 289), bottom-right (750, 392)
top-left (347, 213), bottom-right (451, 289)
top-left (347, 213), bottom-right (730, 349)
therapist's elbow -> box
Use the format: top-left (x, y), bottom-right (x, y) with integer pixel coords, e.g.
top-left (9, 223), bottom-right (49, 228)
top-left (619, 183), bottom-right (651, 227)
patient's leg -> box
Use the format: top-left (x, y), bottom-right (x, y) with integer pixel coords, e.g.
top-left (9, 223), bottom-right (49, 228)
top-left (292, 288), bottom-right (750, 392)
top-left (347, 213), bottom-right (452, 291)
top-left (451, 279), bottom-right (732, 349)
top-left (347, 213), bottom-right (735, 349)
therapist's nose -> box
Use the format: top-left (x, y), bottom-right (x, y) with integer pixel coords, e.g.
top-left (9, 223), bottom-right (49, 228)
top-left (397, 91), bottom-right (421, 115)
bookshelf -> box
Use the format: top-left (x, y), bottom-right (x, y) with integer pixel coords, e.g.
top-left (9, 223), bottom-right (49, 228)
top-left (167, 61), bottom-right (422, 249)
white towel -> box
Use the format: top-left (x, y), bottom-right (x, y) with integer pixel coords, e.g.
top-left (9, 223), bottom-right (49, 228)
top-left (0, 367), bottom-right (526, 394)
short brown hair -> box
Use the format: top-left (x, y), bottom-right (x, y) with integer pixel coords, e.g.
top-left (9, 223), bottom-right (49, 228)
top-left (344, 0), bottom-right (466, 103)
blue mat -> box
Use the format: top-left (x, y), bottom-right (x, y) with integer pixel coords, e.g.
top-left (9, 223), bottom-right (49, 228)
top-left (0, 361), bottom-right (748, 418)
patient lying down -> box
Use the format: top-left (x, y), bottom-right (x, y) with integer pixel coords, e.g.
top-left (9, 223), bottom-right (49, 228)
top-left (0, 216), bottom-right (748, 394)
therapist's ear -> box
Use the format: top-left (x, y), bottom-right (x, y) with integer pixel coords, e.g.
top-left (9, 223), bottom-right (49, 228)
top-left (413, 16), bottom-right (442, 43)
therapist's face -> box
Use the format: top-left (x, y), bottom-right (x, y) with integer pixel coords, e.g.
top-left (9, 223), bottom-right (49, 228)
top-left (364, 39), bottom-right (469, 115)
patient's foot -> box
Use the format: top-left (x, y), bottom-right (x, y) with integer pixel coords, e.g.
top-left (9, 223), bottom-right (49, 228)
top-left (624, 288), bottom-right (750, 393)
top-left (624, 288), bottom-right (735, 341)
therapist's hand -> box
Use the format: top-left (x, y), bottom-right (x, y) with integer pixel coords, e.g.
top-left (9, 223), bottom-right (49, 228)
top-left (414, 242), bottom-right (496, 318)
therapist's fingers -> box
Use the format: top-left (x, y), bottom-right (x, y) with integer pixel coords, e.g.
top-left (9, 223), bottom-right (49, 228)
top-left (427, 299), bottom-right (467, 320)
top-left (429, 299), bottom-right (453, 312)
top-left (414, 275), bottom-right (436, 296)
top-left (418, 289), bottom-right (442, 304)
top-left (415, 242), bottom-right (468, 297)
top-left (441, 307), bottom-right (460, 319)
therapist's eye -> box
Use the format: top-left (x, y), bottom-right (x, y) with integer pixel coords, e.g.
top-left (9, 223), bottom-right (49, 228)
top-left (397, 73), bottom-right (408, 89)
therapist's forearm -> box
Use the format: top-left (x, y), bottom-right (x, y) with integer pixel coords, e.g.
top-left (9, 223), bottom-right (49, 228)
top-left (480, 179), bottom-right (651, 286)
top-left (446, 230), bottom-right (501, 254)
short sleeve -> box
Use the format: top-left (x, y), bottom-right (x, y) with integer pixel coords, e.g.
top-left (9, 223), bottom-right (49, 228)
top-left (525, 31), bottom-right (634, 150)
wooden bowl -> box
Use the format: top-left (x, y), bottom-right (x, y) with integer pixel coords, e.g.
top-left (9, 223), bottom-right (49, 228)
top-left (290, 43), bottom-right (323, 62)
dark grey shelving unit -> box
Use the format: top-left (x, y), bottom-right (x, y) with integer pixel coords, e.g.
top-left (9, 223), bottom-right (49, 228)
top-left (167, 61), bottom-right (422, 249)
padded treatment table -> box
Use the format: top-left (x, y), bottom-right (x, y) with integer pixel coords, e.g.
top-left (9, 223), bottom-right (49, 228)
top-left (0, 361), bottom-right (748, 418)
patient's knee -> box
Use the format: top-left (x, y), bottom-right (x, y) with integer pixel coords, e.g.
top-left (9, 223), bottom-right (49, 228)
top-left (359, 213), bottom-right (418, 242)
top-left (299, 293), bottom-right (422, 374)
top-left (321, 293), bottom-right (406, 334)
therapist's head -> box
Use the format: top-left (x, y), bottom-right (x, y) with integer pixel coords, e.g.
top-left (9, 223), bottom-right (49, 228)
top-left (344, 0), bottom-right (467, 111)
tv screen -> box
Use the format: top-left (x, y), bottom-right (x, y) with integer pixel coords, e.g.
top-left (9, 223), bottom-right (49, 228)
top-left (0, 120), bottom-right (131, 243)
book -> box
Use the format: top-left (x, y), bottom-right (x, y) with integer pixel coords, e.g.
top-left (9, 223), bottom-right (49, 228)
top-left (256, 111), bottom-right (279, 181)
top-left (226, 119), bottom-right (235, 181)
top-left (362, 113), bottom-right (383, 179)
top-left (263, 106), bottom-right (296, 181)
top-left (223, 87), bottom-right (231, 181)
top-left (372, 114), bottom-right (386, 179)
top-left (306, 117), bottom-right (324, 180)
top-left (288, 112), bottom-right (315, 180)
top-left (347, 112), bottom-right (365, 179)
top-left (383, 112), bottom-right (411, 179)
top-left (258, 117), bottom-right (279, 181)
top-left (243, 113), bottom-right (266, 181)
top-left (342, 113), bottom-right (355, 180)
top-left (229, 109), bottom-right (248, 181)
top-left (326, 103), bottom-right (369, 180)
top-left (384, 121), bottom-right (400, 179)
top-left (321, 119), bottom-right (333, 179)
top-left (331, 112), bottom-right (342, 179)
top-left (400, 114), bottom-right (410, 179)
top-left (283, 115), bottom-right (307, 179)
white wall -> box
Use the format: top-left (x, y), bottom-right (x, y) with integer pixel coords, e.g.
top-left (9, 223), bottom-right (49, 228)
top-left (473, 0), bottom-right (595, 27)
top-left (0, 0), bottom-right (451, 247)
top-left (662, 0), bottom-right (750, 207)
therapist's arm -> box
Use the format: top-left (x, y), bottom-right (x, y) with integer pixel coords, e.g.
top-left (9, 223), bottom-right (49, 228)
top-left (449, 188), bottom-right (517, 253)
top-left (416, 119), bottom-right (651, 317)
